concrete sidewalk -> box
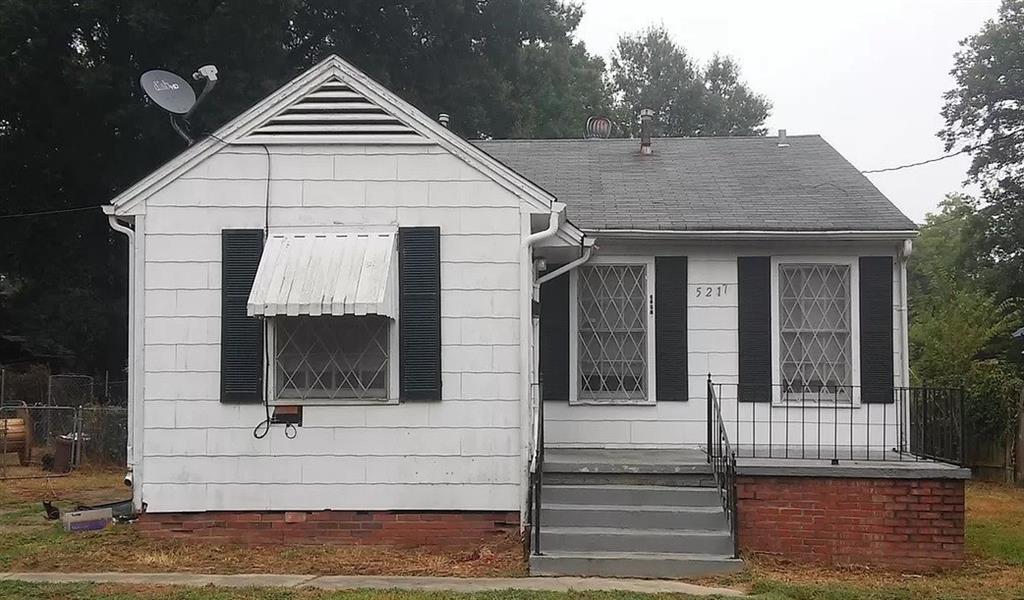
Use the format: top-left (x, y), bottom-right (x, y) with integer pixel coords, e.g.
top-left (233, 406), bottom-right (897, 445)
top-left (0, 571), bottom-right (744, 596)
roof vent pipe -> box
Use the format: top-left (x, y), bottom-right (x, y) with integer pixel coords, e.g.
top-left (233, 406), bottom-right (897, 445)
top-left (640, 108), bottom-right (654, 155)
top-left (438, 113), bottom-right (450, 128)
top-left (777, 128), bottom-right (789, 148)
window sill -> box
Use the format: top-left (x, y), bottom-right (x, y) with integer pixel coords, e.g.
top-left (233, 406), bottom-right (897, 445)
top-left (570, 398), bottom-right (655, 406)
top-left (270, 397), bottom-right (399, 407)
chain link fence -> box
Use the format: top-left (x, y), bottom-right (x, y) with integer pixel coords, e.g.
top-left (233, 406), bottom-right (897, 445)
top-left (1, 369), bottom-right (129, 475)
top-left (0, 404), bottom-right (128, 473)
top-left (1, 366), bottom-right (128, 407)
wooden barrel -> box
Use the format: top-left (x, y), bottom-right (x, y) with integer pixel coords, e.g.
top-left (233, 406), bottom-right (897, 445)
top-left (0, 417), bottom-right (30, 465)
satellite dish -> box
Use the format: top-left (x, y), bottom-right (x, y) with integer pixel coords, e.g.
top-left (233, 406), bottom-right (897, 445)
top-left (139, 70), bottom-right (196, 115)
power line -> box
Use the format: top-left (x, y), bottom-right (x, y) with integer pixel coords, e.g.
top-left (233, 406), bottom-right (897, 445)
top-left (0, 205), bottom-right (104, 220)
top-left (861, 147), bottom-right (972, 174)
top-left (861, 129), bottom-right (1022, 175)
top-left (0, 132), bottom-right (232, 222)
top-left (917, 213), bottom-right (967, 230)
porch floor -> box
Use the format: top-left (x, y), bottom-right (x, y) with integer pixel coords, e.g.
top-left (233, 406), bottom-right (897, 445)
top-left (544, 448), bottom-right (970, 479)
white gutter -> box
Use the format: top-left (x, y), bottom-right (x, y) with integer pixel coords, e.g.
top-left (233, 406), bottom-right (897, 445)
top-left (518, 202), bottom-right (566, 528)
top-left (104, 208), bottom-right (135, 476)
top-left (588, 229), bottom-right (920, 241)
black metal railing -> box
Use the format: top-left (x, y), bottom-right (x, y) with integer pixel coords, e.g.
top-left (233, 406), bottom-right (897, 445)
top-left (706, 376), bottom-right (739, 558)
top-left (708, 381), bottom-right (964, 465)
top-left (908, 387), bottom-right (966, 465)
top-left (528, 381), bottom-right (545, 555)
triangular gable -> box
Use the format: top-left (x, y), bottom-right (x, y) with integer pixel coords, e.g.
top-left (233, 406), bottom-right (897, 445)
top-left (108, 55), bottom-right (570, 226)
top-left (238, 77), bottom-right (425, 145)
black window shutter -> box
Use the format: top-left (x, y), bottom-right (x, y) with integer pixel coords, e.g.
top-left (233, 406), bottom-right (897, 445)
top-left (738, 256), bottom-right (772, 402)
top-left (399, 227), bottom-right (441, 401)
top-left (221, 229), bottom-right (264, 403)
top-left (539, 267), bottom-right (570, 401)
top-left (655, 257), bottom-right (688, 401)
top-left (859, 256), bottom-right (895, 403)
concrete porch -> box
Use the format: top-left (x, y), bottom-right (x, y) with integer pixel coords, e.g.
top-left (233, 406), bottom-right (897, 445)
top-left (543, 447), bottom-right (971, 479)
top-left (531, 447), bottom-right (970, 577)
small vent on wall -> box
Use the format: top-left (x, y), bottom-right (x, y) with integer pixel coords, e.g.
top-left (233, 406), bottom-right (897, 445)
top-left (245, 78), bottom-right (424, 143)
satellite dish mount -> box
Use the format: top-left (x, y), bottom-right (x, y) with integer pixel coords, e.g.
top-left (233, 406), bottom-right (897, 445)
top-left (139, 65), bottom-right (219, 146)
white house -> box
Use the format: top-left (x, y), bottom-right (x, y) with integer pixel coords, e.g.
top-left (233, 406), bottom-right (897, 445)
top-left (106, 55), bottom-right (966, 577)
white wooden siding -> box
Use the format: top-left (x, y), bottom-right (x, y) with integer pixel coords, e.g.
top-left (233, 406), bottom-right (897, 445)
top-left (140, 144), bottom-right (524, 513)
top-left (545, 240), bottom-right (907, 449)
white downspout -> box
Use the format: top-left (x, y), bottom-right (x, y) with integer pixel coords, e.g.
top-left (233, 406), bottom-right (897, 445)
top-left (898, 239), bottom-right (913, 453)
top-left (519, 202), bottom-right (565, 528)
top-left (899, 239), bottom-right (913, 386)
top-left (105, 211), bottom-right (135, 478)
top-left (528, 238), bottom-right (595, 474)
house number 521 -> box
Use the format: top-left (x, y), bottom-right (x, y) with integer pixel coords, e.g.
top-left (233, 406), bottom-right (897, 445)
top-left (695, 284), bottom-right (729, 298)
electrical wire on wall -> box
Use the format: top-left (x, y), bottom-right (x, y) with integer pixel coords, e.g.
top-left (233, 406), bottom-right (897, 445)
top-left (202, 133), bottom-right (295, 440)
top-left (248, 141), bottom-right (295, 440)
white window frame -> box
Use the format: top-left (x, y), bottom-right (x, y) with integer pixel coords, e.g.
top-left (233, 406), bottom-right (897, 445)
top-left (770, 256), bottom-right (860, 406)
top-left (569, 255), bottom-right (657, 405)
top-left (266, 250), bottom-right (401, 406)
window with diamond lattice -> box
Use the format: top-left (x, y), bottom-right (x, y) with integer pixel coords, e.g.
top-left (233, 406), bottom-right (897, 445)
top-left (778, 263), bottom-right (852, 400)
top-left (577, 264), bottom-right (648, 402)
top-left (275, 316), bottom-right (389, 401)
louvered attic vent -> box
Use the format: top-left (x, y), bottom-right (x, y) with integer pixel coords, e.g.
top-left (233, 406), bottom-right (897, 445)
top-left (245, 79), bottom-right (425, 143)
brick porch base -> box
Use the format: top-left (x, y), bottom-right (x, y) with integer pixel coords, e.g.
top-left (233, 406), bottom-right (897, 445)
top-left (737, 476), bottom-right (965, 570)
top-left (136, 510), bottom-right (520, 547)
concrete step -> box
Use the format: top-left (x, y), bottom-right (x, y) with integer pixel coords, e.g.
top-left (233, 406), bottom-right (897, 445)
top-left (542, 472), bottom-right (718, 488)
top-left (529, 550), bottom-right (744, 578)
top-left (540, 526), bottom-right (734, 555)
top-left (543, 456), bottom-right (713, 476)
top-left (543, 484), bottom-right (722, 507)
top-left (541, 504), bottom-right (728, 530)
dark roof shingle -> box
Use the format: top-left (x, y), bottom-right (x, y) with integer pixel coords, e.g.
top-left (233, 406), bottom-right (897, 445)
top-left (471, 135), bottom-right (915, 232)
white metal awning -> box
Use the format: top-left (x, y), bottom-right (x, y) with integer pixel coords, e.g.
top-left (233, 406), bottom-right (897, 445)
top-left (247, 231), bottom-right (397, 317)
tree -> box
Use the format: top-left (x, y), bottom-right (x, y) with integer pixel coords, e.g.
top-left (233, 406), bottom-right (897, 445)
top-left (909, 270), bottom-right (1021, 436)
top-left (0, 0), bottom-right (609, 376)
top-left (941, 0), bottom-right (1024, 300)
top-left (288, 0), bottom-right (609, 138)
top-left (909, 197), bottom-right (1022, 437)
top-left (0, 0), bottom-right (302, 376)
top-left (609, 26), bottom-right (770, 137)
top-left (907, 194), bottom-right (986, 300)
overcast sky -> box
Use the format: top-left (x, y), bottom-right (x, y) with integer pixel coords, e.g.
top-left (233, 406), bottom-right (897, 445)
top-left (575, 0), bottom-right (1000, 223)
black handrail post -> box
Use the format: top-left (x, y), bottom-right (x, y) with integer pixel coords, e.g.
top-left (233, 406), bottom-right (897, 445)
top-left (925, 387), bottom-right (933, 458)
top-left (730, 452), bottom-right (739, 559)
top-left (954, 384), bottom-right (962, 464)
top-left (532, 380), bottom-right (545, 556)
top-left (706, 374), bottom-right (713, 463)
top-left (832, 387), bottom-right (839, 465)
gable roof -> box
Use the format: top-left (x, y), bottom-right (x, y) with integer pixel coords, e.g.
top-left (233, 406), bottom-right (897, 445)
top-left (472, 136), bottom-right (917, 233)
top-left (108, 55), bottom-right (563, 220)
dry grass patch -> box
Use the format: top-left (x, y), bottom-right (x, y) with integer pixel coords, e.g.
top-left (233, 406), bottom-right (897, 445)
top-left (0, 468), bottom-right (525, 578)
top-left (2, 523), bottom-right (526, 578)
top-left (0, 466), bottom-right (126, 506)
top-left (1, 583), bottom-right (708, 600)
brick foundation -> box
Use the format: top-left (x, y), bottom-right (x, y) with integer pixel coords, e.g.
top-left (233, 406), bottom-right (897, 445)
top-left (136, 510), bottom-right (520, 547)
top-left (737, 476), bottom-right (965, 570)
